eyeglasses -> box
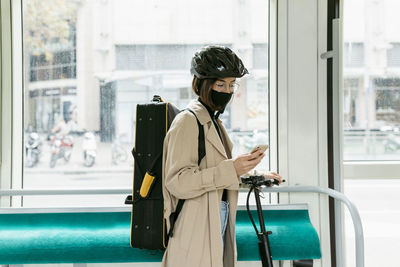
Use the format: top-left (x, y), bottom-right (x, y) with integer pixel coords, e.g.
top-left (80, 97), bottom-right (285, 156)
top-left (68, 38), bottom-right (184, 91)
top-left (213, 82), bottom-right (240, 93)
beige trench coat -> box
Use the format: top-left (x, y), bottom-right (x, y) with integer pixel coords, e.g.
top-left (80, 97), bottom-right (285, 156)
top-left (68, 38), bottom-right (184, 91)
top-left (161, 99), bottom-right (241, 267)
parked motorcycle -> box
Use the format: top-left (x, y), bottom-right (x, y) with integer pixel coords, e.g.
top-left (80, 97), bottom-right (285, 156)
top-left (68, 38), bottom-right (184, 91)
top-left (49, 134), bottom-right (74, 168)
top-left (25, 132), bottom-right (42, 168)
top-left (82, 132), bottom-right (97, 167)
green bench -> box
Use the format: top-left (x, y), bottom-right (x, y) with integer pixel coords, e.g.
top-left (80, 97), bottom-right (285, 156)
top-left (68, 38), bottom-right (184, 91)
top-left (0, 204), bottom-right (321, 264)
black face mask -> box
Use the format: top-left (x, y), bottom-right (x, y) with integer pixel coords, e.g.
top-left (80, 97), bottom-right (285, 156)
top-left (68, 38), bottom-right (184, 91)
top-left (211, 90), bottom-right (233, 111)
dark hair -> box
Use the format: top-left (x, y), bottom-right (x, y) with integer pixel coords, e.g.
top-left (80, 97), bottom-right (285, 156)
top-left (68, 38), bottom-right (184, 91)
top-left (192, 77), bottom-right (218, 111)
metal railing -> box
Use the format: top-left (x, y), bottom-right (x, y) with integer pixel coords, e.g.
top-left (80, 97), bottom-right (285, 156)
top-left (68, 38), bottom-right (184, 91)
top-left (0, 188), bottom-right (130, 196)
top-left (263, 185), bottom-right (364, 267)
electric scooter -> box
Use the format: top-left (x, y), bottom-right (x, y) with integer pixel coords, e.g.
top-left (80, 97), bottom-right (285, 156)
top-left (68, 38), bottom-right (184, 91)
top-left (241, 175), bottom-right (285, 267)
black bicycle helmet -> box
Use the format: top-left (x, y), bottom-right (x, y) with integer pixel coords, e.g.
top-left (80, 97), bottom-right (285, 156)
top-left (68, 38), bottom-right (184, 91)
top-left (190, 45), bottom-right (249, 79)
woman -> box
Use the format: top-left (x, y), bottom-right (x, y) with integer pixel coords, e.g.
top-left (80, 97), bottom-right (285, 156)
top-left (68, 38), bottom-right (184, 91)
top-left (161, 45), bottom-right (282, 267)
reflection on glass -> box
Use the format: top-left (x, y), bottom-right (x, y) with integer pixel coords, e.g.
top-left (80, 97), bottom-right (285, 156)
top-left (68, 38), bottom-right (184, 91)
top-left (22, 0), bottom-right (270, 207)
top-left (343, 0), bottom-right (400, 160)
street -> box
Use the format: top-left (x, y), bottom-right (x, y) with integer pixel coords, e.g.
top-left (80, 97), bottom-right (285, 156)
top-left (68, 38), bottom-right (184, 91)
top-left (23, 134), bottom-right (133, 207)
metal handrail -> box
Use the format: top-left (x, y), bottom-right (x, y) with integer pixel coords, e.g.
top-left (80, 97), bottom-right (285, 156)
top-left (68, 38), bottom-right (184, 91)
top-left (263, 185), bottom-right (364, 267)
top-left (0, 188), bottom-right (131, 196)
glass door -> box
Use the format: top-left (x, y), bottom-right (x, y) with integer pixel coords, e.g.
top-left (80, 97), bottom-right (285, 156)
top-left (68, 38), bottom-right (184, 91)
top-left (342, 1), bottom-right (400, 266)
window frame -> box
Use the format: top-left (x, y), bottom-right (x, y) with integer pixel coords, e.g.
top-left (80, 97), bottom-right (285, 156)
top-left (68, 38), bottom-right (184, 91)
top-left (1, 0), bottom-right (278, 210)
top-left (1, 0), bottom-right (22, 208)
top-left (344, 161), bottom-right (400, 179)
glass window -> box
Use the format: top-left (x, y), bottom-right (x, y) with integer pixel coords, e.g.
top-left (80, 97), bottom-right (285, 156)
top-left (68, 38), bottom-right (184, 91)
top-left (343, 42), bottom-right (364, 68)
top-left (387, 43), bottom-right (400, 67)
top-left (22, 0), bottom-right (271, 207)
top-left (115, 44), bottom-right (208, 70)
top-left (343, 0), bottom-right (400, 161)
top-left (253, 43), bottom-right (269, 69)
top-left (343, 1), bottom-right (400, 267)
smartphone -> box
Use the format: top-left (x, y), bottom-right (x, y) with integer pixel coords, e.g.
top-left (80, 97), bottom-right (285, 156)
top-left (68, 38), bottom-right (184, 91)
top-left (250, 144), bottom-right (269, 154)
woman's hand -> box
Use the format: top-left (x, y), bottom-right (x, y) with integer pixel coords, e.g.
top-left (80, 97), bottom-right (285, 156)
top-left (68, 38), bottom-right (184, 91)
top-left (263, 171), bottom-right (283, 184)
top-left (233, 150), bottom-right (265, 176)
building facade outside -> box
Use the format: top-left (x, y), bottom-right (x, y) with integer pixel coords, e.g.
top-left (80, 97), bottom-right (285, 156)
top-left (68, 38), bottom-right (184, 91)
top-left (25, 0), bottom-right (269, 144)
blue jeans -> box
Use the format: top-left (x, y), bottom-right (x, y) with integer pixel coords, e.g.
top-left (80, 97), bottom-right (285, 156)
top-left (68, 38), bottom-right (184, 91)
top-left (220, 200), bottom-right (229, 250)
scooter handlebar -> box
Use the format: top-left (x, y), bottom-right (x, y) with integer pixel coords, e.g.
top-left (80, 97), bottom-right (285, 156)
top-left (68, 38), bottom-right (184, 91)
top-left (240, 175), bottom-right (285, 187)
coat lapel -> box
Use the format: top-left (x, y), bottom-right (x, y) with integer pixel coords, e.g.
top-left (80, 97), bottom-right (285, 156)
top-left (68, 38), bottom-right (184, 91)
top-left (187, 100), bottom-right (228, 159)
top-left (186, 99), bottom-right (210, 125)
top-left (206, 124), bottom-right (228, 159)
top-left (217, 119), bottom-right (234, 153)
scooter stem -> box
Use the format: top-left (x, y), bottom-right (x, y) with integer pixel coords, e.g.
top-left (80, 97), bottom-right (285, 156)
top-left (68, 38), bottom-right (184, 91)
top-left (253, 186), bottom-right (273, 267)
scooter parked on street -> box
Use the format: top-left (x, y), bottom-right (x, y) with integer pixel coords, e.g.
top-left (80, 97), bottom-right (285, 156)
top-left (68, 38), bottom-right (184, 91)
top-left (82, 132), bottom-right (97, 167)
top-left (48, 134), bottom-right (74, 168)
top-left (25, 132), bottom-right (42, 168)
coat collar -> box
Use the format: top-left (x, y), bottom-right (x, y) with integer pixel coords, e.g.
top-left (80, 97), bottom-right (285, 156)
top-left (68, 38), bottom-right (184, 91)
top-left (187, 99), bottom-right (233, 158)
top-left (186, 99), bottom-right (225, 125)
top-left (186, 99), bottom-right (212, 126)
